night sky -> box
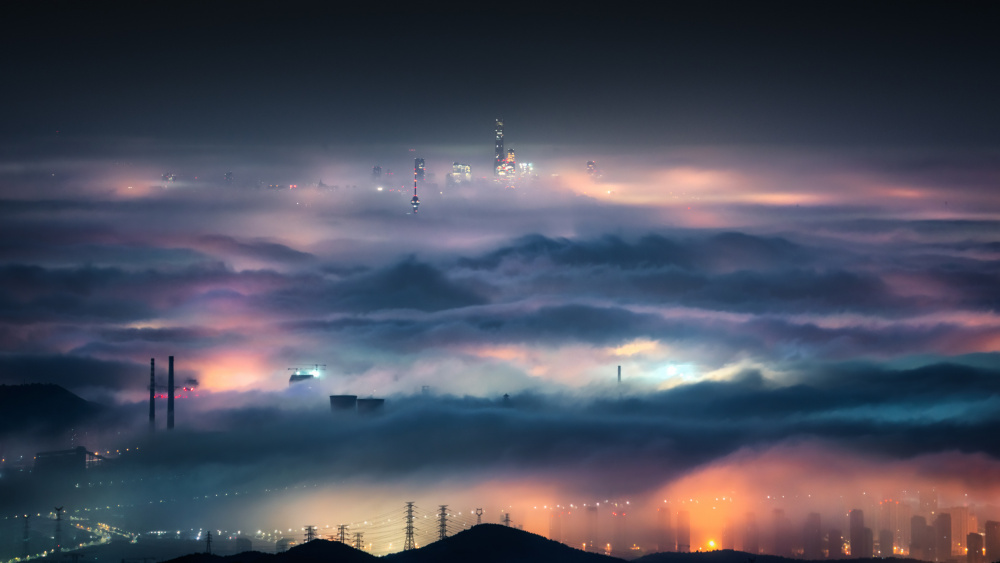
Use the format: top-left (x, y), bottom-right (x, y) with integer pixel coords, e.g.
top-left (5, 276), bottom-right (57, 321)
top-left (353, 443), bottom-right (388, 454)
top-left (2, 2), bottom-right (1000, 556)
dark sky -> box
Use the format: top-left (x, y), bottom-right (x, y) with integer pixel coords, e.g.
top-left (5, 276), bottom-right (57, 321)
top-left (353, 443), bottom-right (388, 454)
top-left (4, 2), bottom-right (999, 148)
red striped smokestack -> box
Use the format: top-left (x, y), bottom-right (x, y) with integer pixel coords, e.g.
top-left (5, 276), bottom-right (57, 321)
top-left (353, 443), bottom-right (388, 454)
top-left (167, 356), bottom-right (174, 430)
top-left (149, 358), bottom-right (155, 429)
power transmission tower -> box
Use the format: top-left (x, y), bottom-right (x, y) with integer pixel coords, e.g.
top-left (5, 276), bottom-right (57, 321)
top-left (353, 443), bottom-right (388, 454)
top-left (476, 508), bottom-right (483, 526)
top-left (404, 502), bottom-right (416, 551)
top-left (205, 530), bottom-right (212, 554)
top-left (438, 505), bottom-right (448, 541)
top-left (503, 513), bottom-right (511, 527)
top-left (337, 524), bottom-right (348, 543)
top-left (354, 532), bottom-right (364, 550)
top-left (305, 526), bottom-right (317, 542)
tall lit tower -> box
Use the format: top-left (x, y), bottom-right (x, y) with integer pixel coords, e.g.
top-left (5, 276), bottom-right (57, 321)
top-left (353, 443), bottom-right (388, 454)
top-left (494, 118), bottom-right (504, 176)
top-left (411, 159), bottom-right (420, 213)
top-left (414, 158), bottom-right (425, 182)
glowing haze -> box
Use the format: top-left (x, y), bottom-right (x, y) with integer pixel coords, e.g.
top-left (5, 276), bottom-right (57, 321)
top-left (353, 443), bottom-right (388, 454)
top-left (2, 141), bottom-right (999, 549)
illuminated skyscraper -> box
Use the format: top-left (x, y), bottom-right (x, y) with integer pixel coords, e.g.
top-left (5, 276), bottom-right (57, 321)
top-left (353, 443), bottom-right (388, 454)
top-left (803, 513), bottom-right (823, 559)
top-left (829, 528), bottom-right (843, 558)
top-left (773, 509), bottom-right (791, 556)
top-left (951, 506), bottom-right (970, 556)
top-left (414, 158), bottom-right (425, 182)
top-left (912, 515), bottom-right (931, 560)
top-left (585, 505), bottom-right (598, 552)
top-left (657, 506), bottom-right (674, 552)
top-left (851, 509), bottom-right (869, 557)
top-left (446, 162), bottom-right (472, 185)
top-left (880, 529), bottom-right (895, 556)
top-left (722, 518), bottom-right (736, 550)
top-left (745, 512), bottom-right (759, 555)
top-left (985, 521), bottom-right (1000, 562)
top-left (920, 490), bottom-right (939, 518)
top-left (494, 118), bottom-right (504, 176)
top-left (677, 510), bottom-right (691, 553)
top-left (935, 513), bottom-right (952, 561)
top-left (967, 533), bottom-right (983, 563)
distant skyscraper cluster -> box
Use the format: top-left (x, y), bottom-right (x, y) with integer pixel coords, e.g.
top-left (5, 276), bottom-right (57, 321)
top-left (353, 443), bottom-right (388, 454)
top-left (366, 117), bottom-right (532, 213)
top-left (542, 491), bottom-right (997, 562)
top-left (492, 118), bottom-right (534, 185)
top-left (446, 162), bottom-right (472, 186)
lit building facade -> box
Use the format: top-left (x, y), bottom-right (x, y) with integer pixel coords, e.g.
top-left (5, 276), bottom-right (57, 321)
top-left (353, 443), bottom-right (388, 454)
top-left (446, 162), bottom-right (472, 185)
top-left (494, 118), bottom-right (504, 176)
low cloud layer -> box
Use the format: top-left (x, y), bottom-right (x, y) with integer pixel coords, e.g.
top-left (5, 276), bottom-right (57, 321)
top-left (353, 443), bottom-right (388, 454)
top-left (1, 144), bottom-right (998, 538)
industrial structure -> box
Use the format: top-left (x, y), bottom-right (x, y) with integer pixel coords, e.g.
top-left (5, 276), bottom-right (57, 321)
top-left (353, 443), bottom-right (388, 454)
top-left (167, 356), bottom-right (175, 429)
top-left (330, 395), bottom-right (358, 411)
top-left (33, 446), bottom-right (104, 476)
top-left (288, 364), bottom-right (325, 386)
top-left (146, 354), bottom-right (197, 430)
top-left (149, 358), bottom-right (155, 429)
top-left (357, 398), bottom-right (385, 414)
top-left (330, 394), bottom-right (385, 414)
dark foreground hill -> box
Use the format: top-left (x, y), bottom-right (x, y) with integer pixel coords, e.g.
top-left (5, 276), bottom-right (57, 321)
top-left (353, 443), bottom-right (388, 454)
top-left (159, 526), bottom-right (618, 563)
top-left (0, 383), bottom-right (104, 438)
top-left (156, 528), bottom-right (932, 563)
top-left (160, 539), bottom-right (377, 563)
top-left (385, 524), bottom-right (625, 563)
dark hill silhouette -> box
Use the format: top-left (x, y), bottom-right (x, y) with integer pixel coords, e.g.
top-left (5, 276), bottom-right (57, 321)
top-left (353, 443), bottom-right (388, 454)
top-left (385, 524), bottom-right (625, 563)
top-left (276, 539), bottom-right (379, 563)
top-left (634, 550), bottom-right (924, 563)
top-left (0, 383), bottom-right (104, 437)
top-left (162, 539), bottom-right (378, 563)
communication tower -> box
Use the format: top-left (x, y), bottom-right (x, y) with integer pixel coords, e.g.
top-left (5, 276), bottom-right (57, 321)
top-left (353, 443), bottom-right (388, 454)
top-left (411, 160), bottom-right (420, 213)
top-left (476, 508), bottom-right (484, 526)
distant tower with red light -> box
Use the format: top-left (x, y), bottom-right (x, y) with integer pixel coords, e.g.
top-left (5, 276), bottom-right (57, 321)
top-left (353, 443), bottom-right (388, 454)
top-left (411, 158), bottom-right (420, 213)
top-left (494, 118), bottom-right (504, 176)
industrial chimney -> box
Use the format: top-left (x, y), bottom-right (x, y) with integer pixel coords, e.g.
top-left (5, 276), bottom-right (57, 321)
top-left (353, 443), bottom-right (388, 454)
top-left (149, 358), bottom-right (155, 429)
top-left (167, 356), bottom-right (174, 429)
